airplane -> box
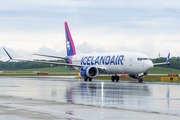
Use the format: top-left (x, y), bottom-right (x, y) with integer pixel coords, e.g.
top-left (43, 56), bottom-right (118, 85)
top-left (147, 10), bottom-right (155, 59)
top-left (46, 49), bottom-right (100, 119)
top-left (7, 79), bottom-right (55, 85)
top-left (3, 22), bottom-right (170, 83)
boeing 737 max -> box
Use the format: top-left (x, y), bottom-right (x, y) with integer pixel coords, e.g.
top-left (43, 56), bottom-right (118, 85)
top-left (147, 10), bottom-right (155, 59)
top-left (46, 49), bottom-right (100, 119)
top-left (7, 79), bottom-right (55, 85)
top-left (3, 22), bottom-right (170, 83)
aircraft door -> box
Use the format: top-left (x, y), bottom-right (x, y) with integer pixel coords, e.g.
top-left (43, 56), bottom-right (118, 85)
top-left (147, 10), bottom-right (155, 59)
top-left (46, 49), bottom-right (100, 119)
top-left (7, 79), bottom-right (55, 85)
top-left (129, 55), bottom-right (133, 66)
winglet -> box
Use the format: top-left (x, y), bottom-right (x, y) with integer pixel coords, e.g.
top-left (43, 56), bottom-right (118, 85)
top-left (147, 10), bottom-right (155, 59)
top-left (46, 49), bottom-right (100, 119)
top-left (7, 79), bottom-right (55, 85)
top-left (3, 48), bottom-right (12, 63)
top-left (166, 53), bottom-right (170, 63)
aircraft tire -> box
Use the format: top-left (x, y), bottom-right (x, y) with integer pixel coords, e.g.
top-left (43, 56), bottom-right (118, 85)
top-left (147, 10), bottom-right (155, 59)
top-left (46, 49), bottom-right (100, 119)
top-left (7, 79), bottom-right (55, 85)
top-left (84, 78), bottom-right (88, 82)
top-left (111, 76), bottom-right (115, 82)
top-left (116, 76), bottom-right (119, 82)
top-left (89, 78), bottom-right (92, 82)
top-left (138, 78), bottom-right (143, 83)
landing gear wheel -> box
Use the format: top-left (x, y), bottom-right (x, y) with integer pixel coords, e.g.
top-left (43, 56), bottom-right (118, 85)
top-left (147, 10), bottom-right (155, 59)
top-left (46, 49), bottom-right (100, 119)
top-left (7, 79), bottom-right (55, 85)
top-left (111, 76), bottom-right (119, 82)
top-left (111, 76), bottom-right (115, 82)
top-left (84, 78), bottom-right (88, 82)
top-left (138, 78), bottom-right (143, 83)
top-left (116, 76), bottom-right (119, 82)
top-left (89, 78), bottom-right (92, 82)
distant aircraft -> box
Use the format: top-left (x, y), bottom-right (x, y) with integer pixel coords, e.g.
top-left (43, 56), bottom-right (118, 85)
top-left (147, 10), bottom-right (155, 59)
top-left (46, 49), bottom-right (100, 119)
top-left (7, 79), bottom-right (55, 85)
top-left (3, 22), bottom-right (170, 82)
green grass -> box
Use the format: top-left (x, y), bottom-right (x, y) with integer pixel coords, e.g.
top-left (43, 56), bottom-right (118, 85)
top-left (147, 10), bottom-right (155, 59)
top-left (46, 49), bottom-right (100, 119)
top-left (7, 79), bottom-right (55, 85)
top-left (0, 74), bottom-right (77, 76)
top-left (1, 66), bottom-right (180, 82)
top-left (3, 66), bottom-right (180, 74)
top-left (17, 66), bottom-right (76, 72)
top-left (0, 66), bottom-right (179, 82)
top-left (149, 66), bottom-right (180, 74)
top-left (95, 75), bottom-right (180, 81)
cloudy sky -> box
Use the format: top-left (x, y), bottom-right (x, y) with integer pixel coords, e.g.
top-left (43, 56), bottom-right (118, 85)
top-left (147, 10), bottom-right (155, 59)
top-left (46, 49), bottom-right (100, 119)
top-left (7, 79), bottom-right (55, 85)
top-left (0, 0), bottom-right (180, 60)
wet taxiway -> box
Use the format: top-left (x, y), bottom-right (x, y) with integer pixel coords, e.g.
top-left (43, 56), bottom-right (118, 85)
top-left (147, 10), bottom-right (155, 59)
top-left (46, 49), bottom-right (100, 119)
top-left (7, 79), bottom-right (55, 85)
top-left (0, 76), bottom-right (180, 120)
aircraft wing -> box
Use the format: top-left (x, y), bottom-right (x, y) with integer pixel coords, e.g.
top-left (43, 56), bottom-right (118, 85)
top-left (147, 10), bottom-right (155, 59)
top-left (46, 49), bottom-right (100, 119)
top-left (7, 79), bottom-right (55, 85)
top-left (3, 48), bottom-right (84, 67)
top-left (33, 53), bottom-right (67, 60)
top-left (153, 62), bottom-right (170, 65)
top-left (153, 53), bottom-right (170, 66)
top-left (12, 59), bottom-right (84, 67)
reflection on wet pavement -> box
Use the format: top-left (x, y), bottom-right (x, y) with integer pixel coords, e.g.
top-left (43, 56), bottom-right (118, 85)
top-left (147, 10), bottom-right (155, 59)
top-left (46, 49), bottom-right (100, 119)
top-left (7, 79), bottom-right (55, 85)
top-left (66, 82), bottom-right (180, 115)
top-left (0, 76), bottom-right (180, 118)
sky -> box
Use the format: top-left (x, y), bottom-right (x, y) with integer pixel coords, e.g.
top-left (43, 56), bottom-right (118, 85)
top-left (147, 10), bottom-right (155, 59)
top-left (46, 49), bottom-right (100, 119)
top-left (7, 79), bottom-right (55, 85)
top-left (0, 0), bottom-right (180, 60)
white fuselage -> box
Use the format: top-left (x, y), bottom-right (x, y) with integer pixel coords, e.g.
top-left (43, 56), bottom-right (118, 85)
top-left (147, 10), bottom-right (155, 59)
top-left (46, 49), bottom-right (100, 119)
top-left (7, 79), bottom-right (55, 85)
top-left (71, 52), bottom-right (153, 75)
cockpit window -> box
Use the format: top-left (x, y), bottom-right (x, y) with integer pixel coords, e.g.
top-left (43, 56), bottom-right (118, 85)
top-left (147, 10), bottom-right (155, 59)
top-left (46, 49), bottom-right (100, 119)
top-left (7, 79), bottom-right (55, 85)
top-left (137, 58), bottom-right (151, 61)
top-left (137, 58), bottom-right (142, 61)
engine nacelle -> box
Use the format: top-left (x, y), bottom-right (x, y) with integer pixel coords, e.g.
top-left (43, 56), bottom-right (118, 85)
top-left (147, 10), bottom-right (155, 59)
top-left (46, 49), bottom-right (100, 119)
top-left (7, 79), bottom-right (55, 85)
top-left (80, 66), bottom-right (99, 79)
top-left (128, 74), bottom-right (139, 79)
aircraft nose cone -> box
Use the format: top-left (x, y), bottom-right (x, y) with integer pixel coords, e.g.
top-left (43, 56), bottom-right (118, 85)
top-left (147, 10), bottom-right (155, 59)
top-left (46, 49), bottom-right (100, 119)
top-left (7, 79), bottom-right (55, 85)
top-left (146, 61), bottom-right (153, 72)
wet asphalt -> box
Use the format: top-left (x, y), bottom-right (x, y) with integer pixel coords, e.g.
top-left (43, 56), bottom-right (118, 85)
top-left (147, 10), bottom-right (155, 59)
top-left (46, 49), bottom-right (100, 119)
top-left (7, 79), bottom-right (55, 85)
top-left (0, 76), bottom-right (180, 119)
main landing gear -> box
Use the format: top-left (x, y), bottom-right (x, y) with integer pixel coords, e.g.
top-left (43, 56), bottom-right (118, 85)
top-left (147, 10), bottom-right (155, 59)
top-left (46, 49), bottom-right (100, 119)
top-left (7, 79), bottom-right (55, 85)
top-left (84, 78), bottom-right (92, 82)
top-left (111, 75), bottom-right (119, 82)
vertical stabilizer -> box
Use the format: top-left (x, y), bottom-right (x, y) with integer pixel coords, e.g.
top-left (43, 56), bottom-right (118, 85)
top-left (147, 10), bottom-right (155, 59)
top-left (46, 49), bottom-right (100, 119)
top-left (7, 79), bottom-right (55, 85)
top-left (65, 22), bottom-right (76, 56)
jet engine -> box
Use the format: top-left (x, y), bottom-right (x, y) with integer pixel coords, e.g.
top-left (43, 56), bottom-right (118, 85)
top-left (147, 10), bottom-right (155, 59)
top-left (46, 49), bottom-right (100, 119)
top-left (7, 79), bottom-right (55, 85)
top-left (80, 66), bottom-right (99, 79)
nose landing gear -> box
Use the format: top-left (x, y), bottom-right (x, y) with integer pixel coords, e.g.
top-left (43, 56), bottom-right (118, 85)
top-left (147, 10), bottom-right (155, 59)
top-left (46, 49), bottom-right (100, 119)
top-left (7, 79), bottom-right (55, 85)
top-left (137, 73), bottom-right (147, 83)
top-left (138, 78), bottom-right (143, 83)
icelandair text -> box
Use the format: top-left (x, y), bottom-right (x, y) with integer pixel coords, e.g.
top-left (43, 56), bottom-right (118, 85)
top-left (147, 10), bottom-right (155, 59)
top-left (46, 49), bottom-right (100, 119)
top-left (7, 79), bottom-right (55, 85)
top-left (81, 55), bottom-right (124, 65)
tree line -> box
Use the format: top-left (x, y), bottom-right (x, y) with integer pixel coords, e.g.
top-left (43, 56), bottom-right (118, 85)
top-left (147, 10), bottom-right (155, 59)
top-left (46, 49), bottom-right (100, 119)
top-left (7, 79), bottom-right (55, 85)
top-left (152, 57), bottom-right (180, 70)
top-left (0, 60), bottom-right (64, 70)
top-left (0, 57), bottom-right (180, 70)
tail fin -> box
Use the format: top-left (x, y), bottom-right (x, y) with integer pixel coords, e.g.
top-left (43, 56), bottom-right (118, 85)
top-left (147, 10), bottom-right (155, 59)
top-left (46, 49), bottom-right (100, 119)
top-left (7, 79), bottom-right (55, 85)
top-left (65, 22), bottom-right (76, 56)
